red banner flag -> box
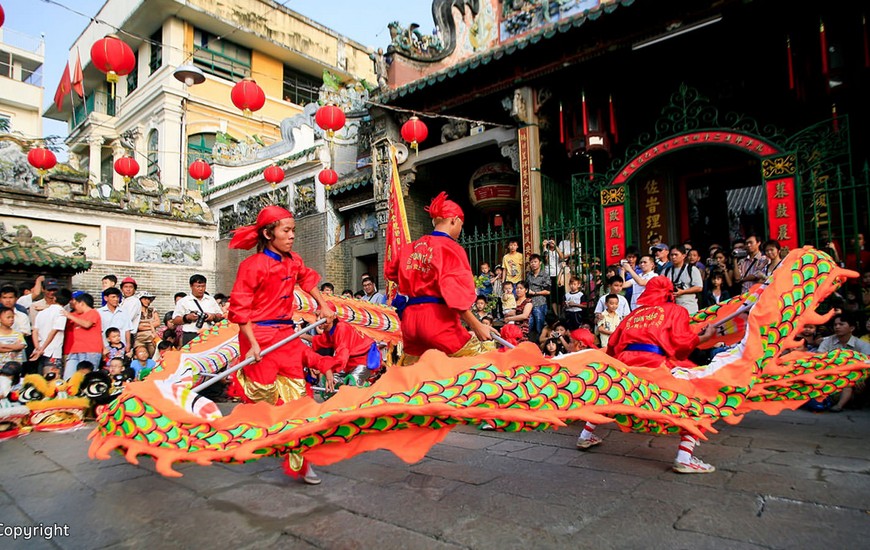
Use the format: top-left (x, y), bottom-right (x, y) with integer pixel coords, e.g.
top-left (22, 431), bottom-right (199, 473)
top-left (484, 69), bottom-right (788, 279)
top-left (72, 51), bottom-right (84, 98)
top-left (608, 94), bottom-right (618, 144)
top-left (383, 144), bottom-right (411, 303)
top-left (53, 63), bottom-right (72, 111)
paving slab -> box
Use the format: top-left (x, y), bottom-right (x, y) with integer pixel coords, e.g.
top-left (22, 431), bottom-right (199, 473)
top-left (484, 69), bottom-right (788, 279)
top-left (0, 407), bottom-right (867, 549)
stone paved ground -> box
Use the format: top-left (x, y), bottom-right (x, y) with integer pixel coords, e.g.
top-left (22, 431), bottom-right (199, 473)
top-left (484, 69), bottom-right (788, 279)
top-left (1, 407), bottom-right (869, 549)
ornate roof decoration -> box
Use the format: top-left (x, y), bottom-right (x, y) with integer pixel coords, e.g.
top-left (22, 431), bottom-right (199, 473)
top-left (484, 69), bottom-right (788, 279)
top-left (0, 224), bottom-right (92, 274)
top-left (326, 168), bottom-right (373, 197)
top-left (387, 0), bottom-right (481, 62)
top-left (381, 0), bottom-right (634, 102)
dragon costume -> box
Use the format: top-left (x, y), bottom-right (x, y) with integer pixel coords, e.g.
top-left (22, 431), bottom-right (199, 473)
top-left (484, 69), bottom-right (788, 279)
top-left (89, 249), bottom-right (870, 476)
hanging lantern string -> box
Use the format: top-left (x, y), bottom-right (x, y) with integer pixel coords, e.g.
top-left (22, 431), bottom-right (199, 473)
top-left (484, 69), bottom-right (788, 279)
top-left (42, 0), bottom-right (516, 139)
top-left (42, 0), bottom-right (305, 91)
top-left (362, 99), bottom-right (513, 129)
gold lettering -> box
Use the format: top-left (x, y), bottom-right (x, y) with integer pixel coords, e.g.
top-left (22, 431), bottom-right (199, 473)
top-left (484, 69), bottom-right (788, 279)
top-left (777, 224), bottom-right (791, 241)
top-left (774, 182), bottom-right (787, 199)
top-left (646, 214), bottom-right (661, 229)
top-left (609, 209), bottom-right (620, 222)
top-left (776, 204), bottom-right (788, 218)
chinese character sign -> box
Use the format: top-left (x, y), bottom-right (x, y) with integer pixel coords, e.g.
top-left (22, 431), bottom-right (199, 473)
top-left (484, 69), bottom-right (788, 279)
top-left (604, 205), bottom-right (625, 265)
top-left (766, 177), bottom-right (798, 250)
top-left (637, 177), bottom-right (668, 246)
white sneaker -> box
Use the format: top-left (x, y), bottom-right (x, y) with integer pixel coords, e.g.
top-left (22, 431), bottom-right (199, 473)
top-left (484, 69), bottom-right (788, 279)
top-left (302, 472), bottom-right (322, 485)
top-left (672, 456), bottom-right (715, 474)
top-left (576, 434), bottom-right (602, 450)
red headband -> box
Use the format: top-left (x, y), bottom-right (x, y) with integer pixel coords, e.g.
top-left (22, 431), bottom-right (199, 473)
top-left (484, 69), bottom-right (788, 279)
top-left (425, 191), bottom-right (464, 221)
top-left (228, 206), bottom-right (294, 250)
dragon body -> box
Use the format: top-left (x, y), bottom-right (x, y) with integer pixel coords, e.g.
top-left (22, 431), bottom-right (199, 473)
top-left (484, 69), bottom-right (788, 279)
top-left (89, 249), bottom-right (870, 476)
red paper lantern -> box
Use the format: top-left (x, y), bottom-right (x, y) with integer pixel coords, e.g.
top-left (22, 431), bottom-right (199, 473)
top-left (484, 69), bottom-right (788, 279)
top-left (27, 147), bottom-right (57, 187)
top-left (401, 116), bottom-right (428, 152)
top-left (230, 78), bottom-right (266, 116)
top-left (90, 35), bottom-right (136, 85)
top-left (27, 147), bottom-right (57, 171)
top-left (113, 155), bottom-right (139, 182)
top-left (188, 159), bottom-right (212, 186)
top-left (263, 164), bottom-right (284, 187)
top-left (0, 5), bottom-right (5, 29)
top-left (315, 104), bottom-right (346, 138)
top-left (318, 168), bottom-right (338, 187)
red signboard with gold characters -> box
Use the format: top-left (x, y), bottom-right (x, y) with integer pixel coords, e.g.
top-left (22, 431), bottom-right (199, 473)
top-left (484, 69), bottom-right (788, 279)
top-left (763, 154), bottom-right (799, 251)
top-left (601, 185), bottom-right (628, 265)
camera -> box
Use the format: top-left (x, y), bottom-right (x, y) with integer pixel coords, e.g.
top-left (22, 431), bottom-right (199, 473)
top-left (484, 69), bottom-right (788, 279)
top-left (706, 257), bottom-right (719, 267)
top-left (194, 311), bottom-right (209, 329)
top-left (732, 248), bottom-right (749, 259)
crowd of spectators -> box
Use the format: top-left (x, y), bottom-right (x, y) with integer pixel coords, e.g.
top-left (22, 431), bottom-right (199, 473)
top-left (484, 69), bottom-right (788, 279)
top-left (462, 232), bottom-right (870, 412)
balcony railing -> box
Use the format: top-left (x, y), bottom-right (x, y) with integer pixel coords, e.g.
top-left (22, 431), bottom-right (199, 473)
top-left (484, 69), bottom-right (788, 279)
top-left (0, 28), bottom-right (45, 55)
top-left (70, 90), bottom-right (116, 131)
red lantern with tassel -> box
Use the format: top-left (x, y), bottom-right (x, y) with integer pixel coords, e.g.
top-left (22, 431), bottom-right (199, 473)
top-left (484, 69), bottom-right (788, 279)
top-left (315, 104), bottom-right (346, 138)
top-left (318, 168), bottom-right (338, 188)
top-left (113, 155), bottom-right (139, 183)
top-left (263, 164), bottom-right (285, 187)
top-left (90, 35), bottom-right (136, 97)
top-left (401, 116), bottom-right (428, 153)
top-left (188, 159), bottom-right (212, 187)
top-left (27, 147), bottom-right (57, 187)
top-left (230, 78), bottom-right (266, 116)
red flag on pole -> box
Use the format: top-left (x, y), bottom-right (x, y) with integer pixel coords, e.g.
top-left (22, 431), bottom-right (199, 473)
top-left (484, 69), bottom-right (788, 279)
top-left (72, 51), bottom-right (84, 98)
top-left (383, 144), bottom-right (411, 304)
top-left (609, 95), bottom-right (618, 144)
top-left (53, 63), bottom-right (72, 111)
top-left (819, 21), bottom-right (829, 76)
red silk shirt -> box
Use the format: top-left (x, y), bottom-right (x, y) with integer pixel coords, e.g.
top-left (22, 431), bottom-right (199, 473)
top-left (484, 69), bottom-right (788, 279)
top-left (385, 232), bottom-right (476, 356)
top-left (605, 303), bottom-right (702, 395)
top-left (312, 320), bottom-right (376, 373)
top-left (229, 249), bottom-right (321, 382)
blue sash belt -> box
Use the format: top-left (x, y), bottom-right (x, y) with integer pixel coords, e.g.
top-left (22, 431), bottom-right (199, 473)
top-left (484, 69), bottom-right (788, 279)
top-left (394, 295), bottom-right (446, 320)
top-left (254, 319), bottom-right (296, 327)
top-left (624, 343), bottom-right (665, 355)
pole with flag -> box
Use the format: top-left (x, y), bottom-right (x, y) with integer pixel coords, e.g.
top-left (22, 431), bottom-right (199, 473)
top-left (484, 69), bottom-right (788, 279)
top-left (383, 143), bottom-right (411, 304)
top-left (53, 62), bottom-right (72, 112)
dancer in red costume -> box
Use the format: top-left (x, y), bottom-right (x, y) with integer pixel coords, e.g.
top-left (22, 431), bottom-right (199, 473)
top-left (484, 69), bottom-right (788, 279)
top-left (227, 205), bottom-right (334, 484)
top-left (311, 318), bottom-right (380, 391)
top-left (385, 192), bottom-right (493, 365)
top-left (575, 276), bottom-right (718, 474)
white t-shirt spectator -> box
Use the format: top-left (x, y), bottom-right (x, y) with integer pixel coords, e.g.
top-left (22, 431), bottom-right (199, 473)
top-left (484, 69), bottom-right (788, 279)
top-left (173, 294), bottom-right (223, 334)
top-left (120, 294), bottom-right (142, 335)
top-left (98, 305), bottom-right (133, 346)
top-left (34, 304), bottom-right (66, 359)
top-left (564, 290), bottom-right (584, 312)
top-left (629, 271), bottom-right (658, 310)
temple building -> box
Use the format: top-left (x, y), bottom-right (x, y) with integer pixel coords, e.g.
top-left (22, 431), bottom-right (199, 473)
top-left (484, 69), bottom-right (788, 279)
top-left (363, 0), bottom-right (869, 287)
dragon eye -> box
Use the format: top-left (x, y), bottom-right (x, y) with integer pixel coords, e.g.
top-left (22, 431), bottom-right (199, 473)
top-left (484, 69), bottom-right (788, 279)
top-left (82, 380), bottom-right (109, 399)
top-left (18, 385), bottom-right (44, 402)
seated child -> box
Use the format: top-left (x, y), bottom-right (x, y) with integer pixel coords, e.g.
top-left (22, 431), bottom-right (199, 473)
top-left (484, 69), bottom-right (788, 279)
top-left (130, 345), bottom-right (156, 381)
top-left (104, 327), bottom-right (126, 368)
top-left (502, 281), bottom-right (517, 319)
top-left (0, 306), bottom-right (26, 364)
top-left (76, 360), bottom-right (95, 374)
top-left (541, 337), bottom-right (566, 358)
top-left (106, 357), bottom-right (133, 396)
